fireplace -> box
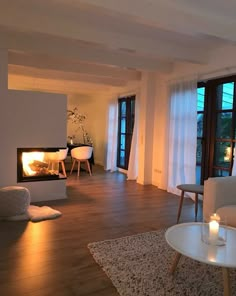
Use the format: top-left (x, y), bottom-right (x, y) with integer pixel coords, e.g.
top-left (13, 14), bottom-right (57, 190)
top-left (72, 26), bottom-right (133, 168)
top-left (17, 147), bottom-right (66, 182)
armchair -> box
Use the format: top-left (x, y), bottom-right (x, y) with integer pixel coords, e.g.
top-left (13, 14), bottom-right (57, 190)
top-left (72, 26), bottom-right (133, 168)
top-left (203, 176), bottom-right (236, 227)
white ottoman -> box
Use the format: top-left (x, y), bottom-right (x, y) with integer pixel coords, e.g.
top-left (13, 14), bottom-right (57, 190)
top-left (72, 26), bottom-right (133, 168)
top-left (0, 186), bottom-right (30, 217)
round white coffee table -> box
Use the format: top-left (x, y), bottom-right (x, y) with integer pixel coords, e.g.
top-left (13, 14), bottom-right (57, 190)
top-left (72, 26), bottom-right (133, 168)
top-left (165, 222), bottom-right (236, 296)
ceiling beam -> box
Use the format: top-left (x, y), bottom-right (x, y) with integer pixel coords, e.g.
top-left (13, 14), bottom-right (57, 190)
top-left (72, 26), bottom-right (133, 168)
top-left (78, 0), bottom-right (236, 43)
top-left (8, 51), bottom-right (141, 81)
top-left (0, 27), bottom-right (173, 72)
top-left (8, 65), bottom-right (128, 87)
top-left (8, 74), bottom-right (124, 96)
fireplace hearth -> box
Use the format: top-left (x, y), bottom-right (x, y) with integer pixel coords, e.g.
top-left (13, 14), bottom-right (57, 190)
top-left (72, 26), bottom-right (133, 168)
top-left (17, 148), bottom-right (66, 182)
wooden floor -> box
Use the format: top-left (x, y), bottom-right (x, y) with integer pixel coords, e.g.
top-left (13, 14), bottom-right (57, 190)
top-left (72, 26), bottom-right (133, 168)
top-left (0, 166), bottom-right (202, 296)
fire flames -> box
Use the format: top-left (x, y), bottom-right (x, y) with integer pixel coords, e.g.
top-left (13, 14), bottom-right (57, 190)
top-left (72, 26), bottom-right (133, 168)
top-left (22, 152), bottom-right (58, 176)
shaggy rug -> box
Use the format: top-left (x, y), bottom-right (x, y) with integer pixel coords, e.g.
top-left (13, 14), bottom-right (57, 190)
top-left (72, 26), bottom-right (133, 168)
top-left (88, 229), bottom-right (236, 296)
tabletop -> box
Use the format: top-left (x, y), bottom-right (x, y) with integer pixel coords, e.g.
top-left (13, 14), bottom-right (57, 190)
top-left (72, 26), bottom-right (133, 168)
top-left (165, 222), bottom-right (236, 268)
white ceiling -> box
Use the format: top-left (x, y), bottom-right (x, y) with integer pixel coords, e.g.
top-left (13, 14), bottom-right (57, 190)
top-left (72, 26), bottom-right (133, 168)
top-left (1, 0), bottom-right (235, 96)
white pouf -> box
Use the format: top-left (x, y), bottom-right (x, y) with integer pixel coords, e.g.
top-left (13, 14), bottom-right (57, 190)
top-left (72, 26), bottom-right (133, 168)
top-left (0, 186), bottom-right (30, 217)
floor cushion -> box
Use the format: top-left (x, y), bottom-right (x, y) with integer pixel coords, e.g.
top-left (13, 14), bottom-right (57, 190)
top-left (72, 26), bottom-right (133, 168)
top-left (0, 186), bottom-right (30, 217)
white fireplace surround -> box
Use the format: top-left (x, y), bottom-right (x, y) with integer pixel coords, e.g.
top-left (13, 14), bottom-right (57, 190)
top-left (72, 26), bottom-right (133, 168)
top-left (0, 49), bottom-right (67, 202)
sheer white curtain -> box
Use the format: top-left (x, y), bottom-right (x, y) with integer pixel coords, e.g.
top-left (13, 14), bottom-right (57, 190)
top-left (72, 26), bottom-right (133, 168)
top-left (105, 102), bottom-right (118, 172)
top-left (167, 78), bottom-right (198, 195)
top-left (127, 95), bottom-right (139, 180)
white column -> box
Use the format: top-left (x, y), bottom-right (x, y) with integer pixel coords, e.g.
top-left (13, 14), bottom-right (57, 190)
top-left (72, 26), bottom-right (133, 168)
top-left (152, 78), bottom-right (169, 189)
top-left (137, 71), bottom-right (156, 185)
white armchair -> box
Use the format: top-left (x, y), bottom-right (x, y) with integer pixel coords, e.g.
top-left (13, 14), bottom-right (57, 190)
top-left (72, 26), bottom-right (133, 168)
top-left (203, 176), bottom-right (236, 227)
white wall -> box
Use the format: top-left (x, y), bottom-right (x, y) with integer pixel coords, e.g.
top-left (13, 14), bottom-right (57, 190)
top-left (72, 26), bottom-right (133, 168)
top-left (0, 90), bottom-right (67, 202)
top-left (67, 94), bottom-right (113, 166)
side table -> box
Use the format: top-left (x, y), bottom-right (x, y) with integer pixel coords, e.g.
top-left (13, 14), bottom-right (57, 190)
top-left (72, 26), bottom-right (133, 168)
top-left (165, 222), bottom-right (236, 296)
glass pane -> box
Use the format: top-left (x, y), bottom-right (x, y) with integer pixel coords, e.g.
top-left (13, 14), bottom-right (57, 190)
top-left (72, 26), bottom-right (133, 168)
top-left (197, 87), bottom-right (205, 111)
top-left (197, 114), bottom-right (204, 137)
top-left (213, 169), bottom-right (230, 177)
top-left (216, 112), bottom-right (232, 139)
top-left (120, 135), bottom-right (125, 149)
top-left (120, 150), bottom-right (125, 166)
top-left (196, 139), bottom-right (202, 164)
top-left (196, 165), bottom-right (201, 185)
top-left (121, 118), bottom-right (126, 133)
top-left (214, 142), bottom-right (231, 168)
top-left (216, 82), bottom-right (234, 110)
top-left (121, 102), bottom-right (126, 116)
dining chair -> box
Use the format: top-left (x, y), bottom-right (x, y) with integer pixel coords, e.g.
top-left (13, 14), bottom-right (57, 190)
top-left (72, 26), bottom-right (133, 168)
top-left (70, 146), bottom-right (93, 176)
top-left (57, 148), bottom-right (69, 177)
top-left (47, 148), bottom-right (68, 177)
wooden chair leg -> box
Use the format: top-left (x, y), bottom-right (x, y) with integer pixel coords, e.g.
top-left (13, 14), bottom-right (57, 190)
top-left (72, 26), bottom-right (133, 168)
top-left (177, 190), bottom-right (184, 224)
top-left (77, 160), bottom-right (80, 176)
top-left (86, 160), bottom-right (92, 176)
top-left (60, 160), bottom-right (67, 177)
top-left (70, 159), bottom-right (76, 175)
top-left (195, 193), bottom-right (199, 222)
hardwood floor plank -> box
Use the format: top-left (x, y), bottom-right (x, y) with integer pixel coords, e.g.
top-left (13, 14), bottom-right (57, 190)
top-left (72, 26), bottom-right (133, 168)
top-left (0, 166), bottom-right (201, 296)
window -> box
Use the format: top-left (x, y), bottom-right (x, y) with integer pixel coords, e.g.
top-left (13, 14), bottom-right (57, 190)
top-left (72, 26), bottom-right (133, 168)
top-left (197, 76), bottom-right (236, 183)
top-left (117, 95), bottom-right (135, 170)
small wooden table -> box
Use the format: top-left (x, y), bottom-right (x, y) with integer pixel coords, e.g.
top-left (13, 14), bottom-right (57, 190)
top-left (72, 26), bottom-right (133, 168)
top-left (165, 222), bottom-right (236, 296)
top-left (176, 184), bottom-right (204, 223)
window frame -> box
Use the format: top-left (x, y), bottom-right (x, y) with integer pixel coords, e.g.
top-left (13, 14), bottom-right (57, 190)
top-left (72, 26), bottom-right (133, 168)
top-left (117, 95), bottom-right (135, 170)
top-left (198, 75), bottom-right (236, 183)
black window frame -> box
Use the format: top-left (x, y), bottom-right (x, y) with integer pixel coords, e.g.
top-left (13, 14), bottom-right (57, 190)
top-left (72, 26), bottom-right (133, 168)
top-left (197, 75), bottom-right (236, 183)
top-left (117, 95), bottom-right (135, 170)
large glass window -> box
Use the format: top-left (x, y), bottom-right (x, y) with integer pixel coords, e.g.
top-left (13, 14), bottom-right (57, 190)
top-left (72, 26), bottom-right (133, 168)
top-left (197, 76), bottom-right (236, 183)
top-left (117, 95), bottom-right (135, 170)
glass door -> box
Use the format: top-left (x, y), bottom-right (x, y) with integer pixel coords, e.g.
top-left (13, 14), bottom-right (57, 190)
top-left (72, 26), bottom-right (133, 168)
top-left (211, 81), bottom-right (235, 177)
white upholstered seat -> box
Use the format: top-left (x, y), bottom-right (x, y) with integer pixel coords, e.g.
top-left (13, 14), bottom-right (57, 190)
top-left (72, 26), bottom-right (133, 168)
top-left (70, 146), bottom-right (93, 177)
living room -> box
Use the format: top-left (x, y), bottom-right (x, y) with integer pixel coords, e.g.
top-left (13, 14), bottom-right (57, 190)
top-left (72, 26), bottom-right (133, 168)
top-left (1, 1), bottom-right (236, 295)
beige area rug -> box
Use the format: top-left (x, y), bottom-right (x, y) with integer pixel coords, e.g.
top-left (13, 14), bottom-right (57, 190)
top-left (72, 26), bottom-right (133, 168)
top-left (2, 205), bottom-right (62, 222)
top-left (88, 229), bottom-right (236, 296)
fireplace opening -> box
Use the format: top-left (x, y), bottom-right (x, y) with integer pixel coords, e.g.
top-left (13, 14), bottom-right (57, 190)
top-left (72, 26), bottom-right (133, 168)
top-left (17, 148), bottom-right (66, 182)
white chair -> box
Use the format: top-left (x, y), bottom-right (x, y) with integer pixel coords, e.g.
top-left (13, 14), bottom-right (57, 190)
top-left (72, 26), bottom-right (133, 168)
top-left (47, 148), bottom-right (68, 177)
top-left (70, 146), bottom-right (93, 176)
top-left (57, 148), bottom-right (69, 177)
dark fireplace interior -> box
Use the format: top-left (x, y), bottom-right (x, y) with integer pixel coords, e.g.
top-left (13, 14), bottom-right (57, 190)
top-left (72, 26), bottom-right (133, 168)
top-left (17, 147), bottom-right (66, 182)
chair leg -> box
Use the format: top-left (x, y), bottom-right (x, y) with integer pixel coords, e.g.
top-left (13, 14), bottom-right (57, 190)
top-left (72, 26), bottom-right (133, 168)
top-left (195, 193), bottom-right (199, 222)
top-left (177, 190), bottom-right (184, 224)
top-left (70, 159), bottom-right (76, 175)
top-left (77, 160), bottom-right (80, 177)
top-left (60, 160), bottom-right (67, 177)
top-left (86, 160), bottom-right (92, 176)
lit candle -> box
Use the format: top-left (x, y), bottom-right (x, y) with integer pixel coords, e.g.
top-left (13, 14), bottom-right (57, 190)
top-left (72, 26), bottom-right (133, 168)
top-left (209, 220), bottom-right (219, 242)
